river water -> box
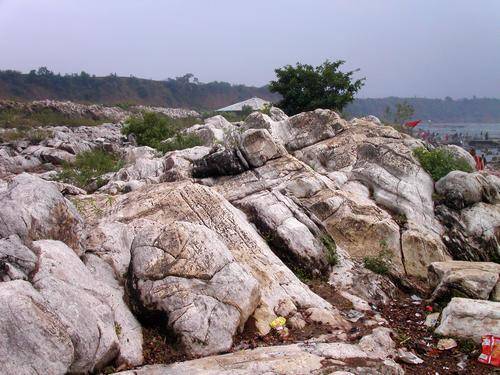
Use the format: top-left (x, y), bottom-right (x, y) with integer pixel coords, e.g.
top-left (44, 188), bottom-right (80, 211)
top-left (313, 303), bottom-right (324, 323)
top-left (417, 123), bottom-right (500, 138)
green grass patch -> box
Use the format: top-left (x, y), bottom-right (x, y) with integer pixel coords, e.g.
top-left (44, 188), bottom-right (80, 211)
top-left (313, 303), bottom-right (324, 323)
top-left (0, 127), bottom-right (53, 143)
top-left (321, 234), bottom-right (338, 265)
top-left (56, 149), bottom-right (124, 189)
top-left (413, 146), bottom-right (473, 181)
top-left (122, 112), bottom-right (201, 153)
top-left (0, 108), bottom-right (106, 129)
top-left (363, 239), bottom-right (392, 275)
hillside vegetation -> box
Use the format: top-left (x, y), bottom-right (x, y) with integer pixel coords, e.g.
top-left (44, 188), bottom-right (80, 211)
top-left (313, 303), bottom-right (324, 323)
top-left (0, 69), bottom-right (279, 110)
top-left (1, 68), bottom-right (500, 122)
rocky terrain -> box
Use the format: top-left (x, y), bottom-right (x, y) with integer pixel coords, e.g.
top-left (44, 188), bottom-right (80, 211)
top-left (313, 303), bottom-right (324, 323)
top-left (0, 103), bottom-right (499, 374)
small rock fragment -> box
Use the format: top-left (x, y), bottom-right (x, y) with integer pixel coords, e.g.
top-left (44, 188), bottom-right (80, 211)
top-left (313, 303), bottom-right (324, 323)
top-left (437, 338), bottom-right (457, 351)
top-left (424, 312), bottom-right (440, 328)
top-left (397, 348), bottom-right (424, 364)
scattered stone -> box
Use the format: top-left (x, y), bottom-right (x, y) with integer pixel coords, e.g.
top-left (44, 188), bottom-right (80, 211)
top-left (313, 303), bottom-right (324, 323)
top-left (437, 338), bottom-right (457, 351)
top-left (397, 348), bottom-right (424, 364)
top-left (424, 312), bottom-right (440, 328)
top-left (346, 309), bottom-right (365, 323)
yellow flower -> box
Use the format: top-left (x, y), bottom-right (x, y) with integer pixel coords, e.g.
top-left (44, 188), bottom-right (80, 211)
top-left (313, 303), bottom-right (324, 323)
top-left (270, 316), bottom-right (287, 329)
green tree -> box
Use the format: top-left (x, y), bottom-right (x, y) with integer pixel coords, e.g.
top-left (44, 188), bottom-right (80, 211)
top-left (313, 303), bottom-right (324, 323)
top-left (269, 60), bottom-right (365, 115)
top-left (394, 101), bottom-right (415, 124)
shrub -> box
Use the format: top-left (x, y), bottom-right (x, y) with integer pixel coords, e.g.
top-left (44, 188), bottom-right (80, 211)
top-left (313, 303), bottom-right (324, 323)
top-left (56, 149), bottom-right (123, 189)
top-left (321, 234), bottom-right (338, 265)
top-left (363, 240), bottom-right (392, 275)
top-left (413, 147), bottom-right (473, 181)
top-left (122, 112), bottom-right (201, 152)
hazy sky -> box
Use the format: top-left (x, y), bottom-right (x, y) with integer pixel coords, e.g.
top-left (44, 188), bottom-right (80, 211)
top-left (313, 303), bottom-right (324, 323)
top-left (0, 0), bottom-right (499, 98)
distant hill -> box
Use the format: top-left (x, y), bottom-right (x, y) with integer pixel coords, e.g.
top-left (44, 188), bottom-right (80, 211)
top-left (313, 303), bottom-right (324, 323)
top-left (1, 69), bottom-right (499, 122)
top-left (0, 69), bottom-right (279, 111)
top-left (346, 97), bottom-right (500, 123)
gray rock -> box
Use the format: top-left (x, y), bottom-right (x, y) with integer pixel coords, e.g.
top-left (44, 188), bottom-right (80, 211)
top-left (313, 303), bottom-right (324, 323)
top-left (183, 115), bottom-right (235, 146)
top-left (435, 297), bottom-right (500, 342)
top-left (240, 128), bottom-right (284, 168)
top-left (101, 181), bottom-right (348, 339)
top-left (435, 202), bottom-right (500, 262)
top-left (0, 280), bottom-right (74, 375)
top-left (0, 235), bottom-right (37, 281)
top-left (0, 173), bottom-right (84, 254)
top-left (435, 171), bottom-right (499, 210)
top-left (438, 145), bottom-right (476, 170)
top-left (131, 220), bottom-right (260, 356)
top-left (397, 348), bottom-right (423, 365)
top-left (192, 147), bottom-right (249, 178)
top-left (84, 254), bottom-right (144, 367)
top-left (429, 261), bottom-right (500, 301)
top-left (31, 240), bottom-right (120, 373)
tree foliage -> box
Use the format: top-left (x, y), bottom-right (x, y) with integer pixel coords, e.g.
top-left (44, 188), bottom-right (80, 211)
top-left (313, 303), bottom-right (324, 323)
top-left (268, 60), bottom-right (365, 115)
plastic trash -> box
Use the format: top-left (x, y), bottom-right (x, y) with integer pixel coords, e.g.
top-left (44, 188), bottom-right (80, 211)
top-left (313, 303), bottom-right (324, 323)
top-left (478, 335), bottom-right (500, 367)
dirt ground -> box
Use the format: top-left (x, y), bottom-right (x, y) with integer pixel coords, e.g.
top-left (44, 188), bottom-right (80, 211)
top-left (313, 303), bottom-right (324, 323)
top-left (136, 278), bottom-right (497, 374)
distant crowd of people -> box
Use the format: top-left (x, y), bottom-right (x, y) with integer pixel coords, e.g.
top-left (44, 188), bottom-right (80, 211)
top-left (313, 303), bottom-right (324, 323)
top-left (415, 130), bottom-right (490, 147)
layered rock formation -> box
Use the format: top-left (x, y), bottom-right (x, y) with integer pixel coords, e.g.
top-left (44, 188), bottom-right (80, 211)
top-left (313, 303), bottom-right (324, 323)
top-left (0, 105), bottom-right (498, 374)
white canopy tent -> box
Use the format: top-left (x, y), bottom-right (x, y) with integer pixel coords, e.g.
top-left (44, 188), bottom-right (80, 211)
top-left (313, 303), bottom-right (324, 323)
top-left (216, 97), bottom-right (270, 112)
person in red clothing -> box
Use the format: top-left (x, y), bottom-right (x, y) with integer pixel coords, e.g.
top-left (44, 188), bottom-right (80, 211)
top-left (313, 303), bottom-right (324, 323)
top-left (469, 148), bottom-right (484, 171)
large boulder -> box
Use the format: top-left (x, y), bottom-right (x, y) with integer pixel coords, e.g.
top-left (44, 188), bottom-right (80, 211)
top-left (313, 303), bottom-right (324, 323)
top-left (192, 146), bottom-right (250, 178)
top-left (0, 280), bottom-right (74, 375)
top-left (435, 171), bottom-right (499, 210)
top-left (244, 109), bottom-right (347, 152)
top-left (183, 115), bottom-right (235, 146)
top-left (428, 261), bottom-right (500, 301)
top-left (83, 253), bottom-right (144, 367)
top-left (239, 129), bottom-right (284, 168)
top-left (436, 202), bottom-right (500, 262)
top-left (213, 156), bottom-right (406, 276)
top-left (0, 173), bottom-right (84, 253)
top-left (131, 220), bottom-right (260, 356)
top-left (116, 328), bottom-right (402, 375)
top-left (99, 181), bottom-right (348, 342)
top-left (438, 144), bottom-right (476, 170)
top-left (435, 297), bottom-right (500, 342)
top-left (286, 116), bottom-right (450, 277)
top-left (31, 240), bottom-right (121, 373)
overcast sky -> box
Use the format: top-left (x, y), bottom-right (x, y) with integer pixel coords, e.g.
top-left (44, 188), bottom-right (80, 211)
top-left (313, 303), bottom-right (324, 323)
top-left (0, 0), bottom-right (499, 98)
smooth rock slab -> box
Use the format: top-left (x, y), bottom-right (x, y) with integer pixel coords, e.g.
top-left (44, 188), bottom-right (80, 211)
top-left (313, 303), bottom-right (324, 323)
top-left (435, 297), bottom-right (500, 342)
top-left (0, 280), bottom-right (74, 375)
top-left (115, 328), bottom-right (402, 375)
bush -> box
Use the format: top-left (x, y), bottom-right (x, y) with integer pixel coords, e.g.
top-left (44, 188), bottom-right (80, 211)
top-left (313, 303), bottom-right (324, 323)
top-left (363, 240), bottom-right (392, 275)
top-left (413, 147), bottom-right (473, 181)
top-left (122, 112), bottom-right (201, 152)
top-left (56, 149), bottom-right (123, 189)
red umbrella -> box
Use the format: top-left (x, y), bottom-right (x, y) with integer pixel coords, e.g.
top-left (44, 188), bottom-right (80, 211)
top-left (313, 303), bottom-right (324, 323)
top-left (405, 120), bottom-right (422, 128)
